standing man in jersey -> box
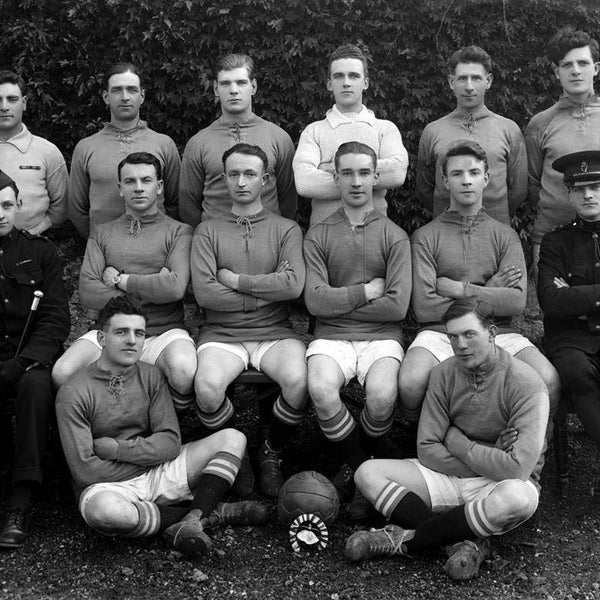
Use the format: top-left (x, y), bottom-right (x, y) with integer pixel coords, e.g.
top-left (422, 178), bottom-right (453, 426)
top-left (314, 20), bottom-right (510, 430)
top-left (69, 62), bottom-right (181, 238)
top-left (526, 28), bottom-right (600, 276)
top-left (0, 170), bottom-right (70, 549)
top-left (399, 140), bottom-right (559, 422)
top-left (293, 44), bottom-right (408, 227)
top-left (0, 70), bottom-right (68, 235)
top-left (304, 141), bottom-right (411, 517)
top-left (191, 143), bottom-right (307, 497)
top-left (53, 152), bottom-right (196, 414)
top-left (417, 46), bottom-right (527, 226)
top-left (179, 54), bottom-right (296, 226)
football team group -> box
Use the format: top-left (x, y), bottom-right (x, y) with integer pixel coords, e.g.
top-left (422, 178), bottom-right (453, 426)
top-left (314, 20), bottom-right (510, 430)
top-left (0, 24), bottom-right (599, 582)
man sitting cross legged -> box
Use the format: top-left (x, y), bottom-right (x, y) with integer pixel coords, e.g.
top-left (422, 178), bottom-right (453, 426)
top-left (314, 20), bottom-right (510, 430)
top-left (56, 296), bottom-right (267, 556)
top-left (191, 142), bottom-right (307, 497)
top-left (345, 298), bottom-right (549, 581)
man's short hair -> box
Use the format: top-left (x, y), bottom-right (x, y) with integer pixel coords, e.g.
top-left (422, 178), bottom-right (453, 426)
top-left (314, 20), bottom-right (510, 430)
top-left (328, 44), bottom-right (369, 78)
top-left (97, 295), bottom-right (147, 331)
top-left (0, 70), bottom-right (26, 95)
top-left (447, 45), bottom-right (492, 74)
top-left (104, 62), bottom-right (143, 89)
top-left (441, 139), bottom-right (489, 176)
top-left (334, 141), bottom-right (377, 171)
top-left (442, 298), bottom-right (495, 329)
top-left (0, 169), bottom-right (19, 199)
top-left (546, 27), bottom-right (600, 64)
top-left (117, 152), bottom-right (162, 181)
top-left (213, 54), bottom-right (255, 80)
top-left (222, 143), bottom-right (268, 172)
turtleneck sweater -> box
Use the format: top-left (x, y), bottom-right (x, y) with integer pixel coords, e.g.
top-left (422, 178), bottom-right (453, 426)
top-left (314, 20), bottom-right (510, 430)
top-left (191, 208), bottom-right (305, 342)
top-left (416, 105), bottom-right (527, 225)
top-left (293, 104), bottom-right (408, 227)
top-left (411, 209), bottom-right (527, 331)
top-left (79, 211), bottom-right (192, 335)
top-left (525, 93), bottom-right (600, 243)
top-left (68, 120), bottom-right (181, 237)
top-left (56, 360), bottom-right (181, 496)
top-left (418, 347), bottom-right (548, 490)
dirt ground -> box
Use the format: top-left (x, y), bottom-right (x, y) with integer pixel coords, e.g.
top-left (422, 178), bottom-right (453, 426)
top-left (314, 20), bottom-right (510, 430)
top-left (1, 230), bottom-right (599, 600)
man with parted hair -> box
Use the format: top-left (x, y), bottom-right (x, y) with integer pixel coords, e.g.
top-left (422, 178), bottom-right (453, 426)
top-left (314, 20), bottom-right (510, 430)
top-left (53, 152), bottom-right (196, 414)
top-left (69, 62), bottom-right (181, 238)
top-left (416, 45), bottom-right (527, 226)
top-left (399, 139), bottom-right (559, 422)
top-left (526, 27), bottom-right (600, 276)
top-left (0, 169), bottom-right (70, 549)
top-left (345, 298), bottom-right (548, 581)
top-left (294, 44), bottom-right (408, 227)
top-left (191, 142), bottom-right (307, 498)
top-left (179, 54), bottom-right (297, 226)
top-left (56, 295), bottom-right (267, 556)
top-left (304, 141), bottom-right (411, 519)
top-left (0, 70), bottom-right (68, 235)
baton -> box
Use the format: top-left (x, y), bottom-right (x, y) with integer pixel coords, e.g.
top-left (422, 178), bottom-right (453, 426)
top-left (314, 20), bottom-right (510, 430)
top-left (15, 290), bottom-right (44, 357)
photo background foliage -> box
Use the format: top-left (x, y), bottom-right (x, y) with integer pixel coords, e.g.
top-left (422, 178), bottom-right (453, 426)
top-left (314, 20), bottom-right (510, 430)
top-left (2, 0), bottom-right (600, 238)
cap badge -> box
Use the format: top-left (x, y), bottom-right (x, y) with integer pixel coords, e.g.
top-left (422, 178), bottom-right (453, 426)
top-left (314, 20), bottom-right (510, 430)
top-left (581, 161), bottom-right (589, 173)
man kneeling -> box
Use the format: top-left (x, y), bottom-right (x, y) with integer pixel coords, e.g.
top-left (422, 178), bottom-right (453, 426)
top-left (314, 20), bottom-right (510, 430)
top-left (345, 298), bottom-right (548, 580)
top-left (56, 296), bottom-right (266, 556)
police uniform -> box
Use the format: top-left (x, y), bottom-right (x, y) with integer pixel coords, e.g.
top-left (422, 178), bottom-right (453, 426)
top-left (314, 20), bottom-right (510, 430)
top-left (0, 170), bottom-right (69, 548)
top-left (537, 151), bottom-right (600, 447)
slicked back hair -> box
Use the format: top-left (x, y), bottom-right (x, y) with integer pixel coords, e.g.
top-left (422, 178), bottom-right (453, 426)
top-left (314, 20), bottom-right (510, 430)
top-left (546, 27), bottom-right (600, 64)
top-left (442, 298), bottom-right (495, 329)
top-left (97, 295), bottom-right (147, 331)
top-left (117, 152), bottom-right (162, 181)
top-left (328, 44), bottom-right (369, 78)
top-left (447, 45), bottom-right (492, 74)
top-left (334, 141), bottom-right (377, 171)
top-left (222, 143), bottom-right (268, 172)
top-left (213, 54), bottom-right (255, 80)
top-left (441, 139), bottom-right (488, 176)
top-left (0, 70), bottom-right (25, 95)
top-left (104, 62), bottom-right (143, 89)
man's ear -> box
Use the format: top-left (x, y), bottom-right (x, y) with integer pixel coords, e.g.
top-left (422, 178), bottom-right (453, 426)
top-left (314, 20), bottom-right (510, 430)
top-left (97, 329), bottom-right (105, 347)
top-left (488, 324), bottom-right (498, 341)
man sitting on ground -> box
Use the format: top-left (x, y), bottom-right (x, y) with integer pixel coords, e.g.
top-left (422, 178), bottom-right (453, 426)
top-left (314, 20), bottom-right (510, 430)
top-left (345, 298), bottom-right (548, 581)
top-left (56, 296), bottom-right (267, 556)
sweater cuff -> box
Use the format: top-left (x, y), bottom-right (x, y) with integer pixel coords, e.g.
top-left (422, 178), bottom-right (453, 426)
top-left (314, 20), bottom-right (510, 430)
top-left (237, 274), bottom-right (251, 294)
top-left (348, 284), bottom-right (368, 308)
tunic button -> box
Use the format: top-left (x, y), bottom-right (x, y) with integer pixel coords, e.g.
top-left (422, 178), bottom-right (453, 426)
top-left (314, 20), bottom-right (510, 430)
top-left (3, 298), bottom-right (8, 303)
top-left (30, 279), bottom-right (35, 284)
top-left (596, 301), bottom-right (600, 307)
top-left (596, 262), bottom-right (600, 267)
top-left (596, 325), bottom-right (600, 330)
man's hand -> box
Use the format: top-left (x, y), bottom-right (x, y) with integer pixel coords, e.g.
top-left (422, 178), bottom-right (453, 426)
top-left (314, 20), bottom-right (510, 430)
top-left (495, 427), bottom-right (518, 453)
top-left (217, 268), bottom-right (240, 290)
top-left (102, 266), bottom-right (120, 287)
top-left (486, 265), bottom-right (522, 288)
top-left (275, 260), bottom-right (289, 273)
top-left (436, 277), bottom-right (463, 299)
top-left (93, 437), bottom-right (119, 460)
top-left (553, 276), bottom-right (569, 288)
top-left (364, 277), bottom-right (385, 301)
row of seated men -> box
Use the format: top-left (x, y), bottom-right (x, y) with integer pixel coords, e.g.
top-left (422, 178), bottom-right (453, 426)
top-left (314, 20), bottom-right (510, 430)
top-left (3, 132), bottom-right (599, 582)
top-left (1, 27), bottom-right (599, 279)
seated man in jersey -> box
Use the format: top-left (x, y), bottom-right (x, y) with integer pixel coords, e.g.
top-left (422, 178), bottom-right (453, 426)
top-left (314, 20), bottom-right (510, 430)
top-left (345, 298), bottom-right (548, 581)
top-left (52, 152), bottom-right (196, 413)
top-left (56, 296), bottom-right (266, 556)
top-left (191, 143), bottom-right (307, 498)
top-left (399, 139), bottom-right (559, 422)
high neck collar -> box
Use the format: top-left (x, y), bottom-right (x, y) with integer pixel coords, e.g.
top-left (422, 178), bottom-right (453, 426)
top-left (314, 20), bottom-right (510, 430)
top-left (0, 228), bottom-right (18, 248)
top-left (576, 216), bottom-right (600, 233)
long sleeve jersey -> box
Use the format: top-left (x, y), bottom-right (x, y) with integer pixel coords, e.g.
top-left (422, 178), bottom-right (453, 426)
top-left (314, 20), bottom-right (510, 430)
top-left (191, 208), bottom-right (305, 343)
top-left (525, 93), bottom-right (600, 243)
top-left (79, 211), bottom-right (192, 335)
top-left (418, 348), bottom-right (549, 490)
top-left (0, 124), bottom-right (68, 233)
top-left (411, 209), bottom-right (526, 331)
top-left (303, 208), bottom-right (411, 341)
top-left (293, 105), bottom-right (408, 227)
top-left (0, 228), bottom-right (70, 364)
top-left (68, 121), bottom-right (181, 237)
top-left (538, 217), bottom-right (600, 356)
top-left (179, 114), bottom-right (297, 227)
top-left (416, 106), bottom-right (527, 225)
top-left (56, 360), bottom-right (181, 497)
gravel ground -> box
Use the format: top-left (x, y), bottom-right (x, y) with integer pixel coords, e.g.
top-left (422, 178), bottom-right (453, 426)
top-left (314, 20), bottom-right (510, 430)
top-left (0, 231), bottom-right (599, 600)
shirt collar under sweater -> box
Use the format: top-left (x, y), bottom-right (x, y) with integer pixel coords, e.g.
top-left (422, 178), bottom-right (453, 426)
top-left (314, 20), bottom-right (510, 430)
top-left (325, 104), bottom-right (376, 128)
top-left (100, 120), bottom-right (148, 136)
top-left (0, 124), bottom-right (32, 153)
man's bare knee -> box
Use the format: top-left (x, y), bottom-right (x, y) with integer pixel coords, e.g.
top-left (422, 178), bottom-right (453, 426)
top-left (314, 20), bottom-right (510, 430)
top-left (83, 491), bottom-right (136, 534)
top-left (488, 480), bottom-right (538, 524)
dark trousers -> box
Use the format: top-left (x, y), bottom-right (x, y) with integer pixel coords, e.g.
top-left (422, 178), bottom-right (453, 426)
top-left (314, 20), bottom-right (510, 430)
top-left (1, 366), bottom-right (54, 485)
top-left (552, 347), bottom-right (600, 447)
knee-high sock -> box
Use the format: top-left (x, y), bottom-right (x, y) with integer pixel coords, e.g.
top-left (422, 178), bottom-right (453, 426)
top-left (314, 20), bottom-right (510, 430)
top-left (374, 481), bottom-right (432, 528)
top-left (269, 395), bottom-right (305, 451)
top-left (404, 499), bottom-right (501, 553)
top-left (189, 451), bottom-right (241, 516)
top-left (318, 405), bottom-right (366, 470)
top-left (196, 397), bottom-right (235, 430)
top-left (169, 384), bottom-right (195, 414)
top-left (359, 407), bottom-right (394, 457)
